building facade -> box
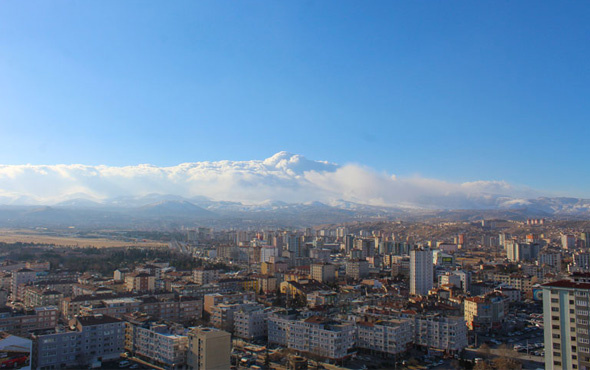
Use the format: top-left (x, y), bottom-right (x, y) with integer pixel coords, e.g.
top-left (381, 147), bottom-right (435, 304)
top-left (543, 280), bottom-right (590, 370)
top-left (410, 247), bottom-right (433, 296)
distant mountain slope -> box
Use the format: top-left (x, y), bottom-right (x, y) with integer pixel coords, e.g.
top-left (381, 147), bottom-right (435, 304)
top-left (0, 193), bottom-right (589, 228)
top-left (135, 200), bottom-right (216, 218)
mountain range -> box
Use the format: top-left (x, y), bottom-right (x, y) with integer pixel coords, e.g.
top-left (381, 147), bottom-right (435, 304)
top-left (0, 152), bottom-right (589, 227)
top-left (0, 194), bottom-right (588, 229)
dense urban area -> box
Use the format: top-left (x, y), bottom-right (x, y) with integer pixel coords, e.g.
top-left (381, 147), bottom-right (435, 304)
top-left (1, 217), bottom-right (589, 370)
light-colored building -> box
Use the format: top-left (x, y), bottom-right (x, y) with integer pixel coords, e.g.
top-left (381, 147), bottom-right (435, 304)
top-left (356, 318), bottom-right (412, 356)
top-left (356, 308), bottom-right (467, 353)
top-left (410, 247), bottom-right (433, 296)
top-left (210, 302), bottom-right (246, 332)
top-left (464, 293), bottom-right (506, 331)
top-left (114, 268), bottom-right (130, 282)
top-left (413, 314), bottom-right (467, 352)
top-left (125, 272), bottom-right (156, 292)
top-left (260, 246), bottom-right (279, 263)
top-left (310, 263), bottom-right (336, 283)
top-left (126, 322), bottom-right (188, 369)
top-left (0, 306), bottom-right (58, 337)
top-left (23, 287), bottom-right (63, 308)
top-left (490, 273), bottom-right (534, 293)
top-left (32, 314), bottom-right (125, 370)
top-left (203, 292), bottom-right (256, 314)
top-left (346, 259), bottom-right (369, 280)
top-left (574, 252), bottom-right (590, 271)
top-left (192, 268), bottom-right (219, 286)
top-left (187, 327), bottom-right (231, 370)
top-left (542, 280), bottom-right (590, 370)
top-left (538, 251), bottom-right (562, 268)
top-left (234, 304), bottom-right (268, 340)
top-left (268, 313), bottom-right (355, 360)
top-left (506, 242), bottom-right (540, 262)
top-left (11, 268), bottom-right (36, 301)
top-left (562, 234), bottom-right (576, 250)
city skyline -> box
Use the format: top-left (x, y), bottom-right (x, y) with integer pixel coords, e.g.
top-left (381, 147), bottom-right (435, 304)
top-left (1, 1), bottom-right (589, 199)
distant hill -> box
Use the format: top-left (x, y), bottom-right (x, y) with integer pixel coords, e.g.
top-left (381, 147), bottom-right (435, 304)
top-left (0, 193), bottom-right (589, 228)
top-left (135, 200), bottom-right (216, 218)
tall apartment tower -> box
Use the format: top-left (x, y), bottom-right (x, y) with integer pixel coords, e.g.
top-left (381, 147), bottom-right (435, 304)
top-left (410, 247), bottom-right (433, 296)
top-left (187, 327), bottom-right (231, 370)
top-left (542, 280), bottom-right (590, 370)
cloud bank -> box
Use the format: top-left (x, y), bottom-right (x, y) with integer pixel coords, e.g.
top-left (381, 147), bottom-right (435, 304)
top-left (0, 152), bottom-right (543, 209)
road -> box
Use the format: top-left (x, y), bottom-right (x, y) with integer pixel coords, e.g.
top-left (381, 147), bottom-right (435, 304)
top-left (465, 347), bottom-right (544, 369)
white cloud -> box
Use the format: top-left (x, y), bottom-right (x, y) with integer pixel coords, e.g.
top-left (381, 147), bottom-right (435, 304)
top-left (0, 152), bottom-right (543, 208)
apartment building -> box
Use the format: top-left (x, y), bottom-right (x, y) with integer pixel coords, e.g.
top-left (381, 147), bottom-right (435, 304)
top-left (268, 313), bottom-right (355, 361)
top-left (310, 263), bottom-right (336, 283)
top-left (187, 327), bottom-right (231, 370)
top-left (79, 296), bottom-right (202, 323)
top-left (203, 292), bottom-right (256, 314)
top-left (233, 304), bottom-right (268, 340)
top-left (125, 272), bottom-right (156, 292)
top-left (0, 306), bottom-right (58, 337)
top-left (356, 318), bottom-right (412, 356)
top-left (23, 287), bottom-right (63, 308)
top-left (412, 314), bottom-right (468, 352)
top-left (358, 308), bottom-right (468, 353)
top-left (192, 268), bottom-right (220, 285)
top-left (346, 259), bottom-right (369, 280)
top-left (126, 321), bottom-right (188, 369)
top-left (32, 314), bottom-right (125, 370)
top-left (11, 268), bottom-right (37, 301)
top-left (464, 293), bottom-right (506, 331)
top-left (543, 280), bottom-right (590, 370)
top-left (410, 247), bottom-right (433, 296)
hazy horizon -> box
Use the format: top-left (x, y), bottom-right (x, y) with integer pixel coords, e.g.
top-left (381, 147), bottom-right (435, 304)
top-left (0, 151), bottom-right (572, 210)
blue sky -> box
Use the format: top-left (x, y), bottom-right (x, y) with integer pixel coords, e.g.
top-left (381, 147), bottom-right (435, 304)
top-left (1, 1), bottom-right (589, 197)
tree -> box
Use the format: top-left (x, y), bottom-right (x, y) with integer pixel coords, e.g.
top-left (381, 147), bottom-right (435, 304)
top-left (493, 357), bottom-right (522, 370)
top-left (479, 343), bottom-right (491, 358)
top-left (473, 362), bottom-right (493, 370)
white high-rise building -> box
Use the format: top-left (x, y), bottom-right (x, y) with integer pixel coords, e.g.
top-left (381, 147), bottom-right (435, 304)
top-left (542, 280), bottom-right (590, 370)
top-left (410, 247), bottom-right (433, 296)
